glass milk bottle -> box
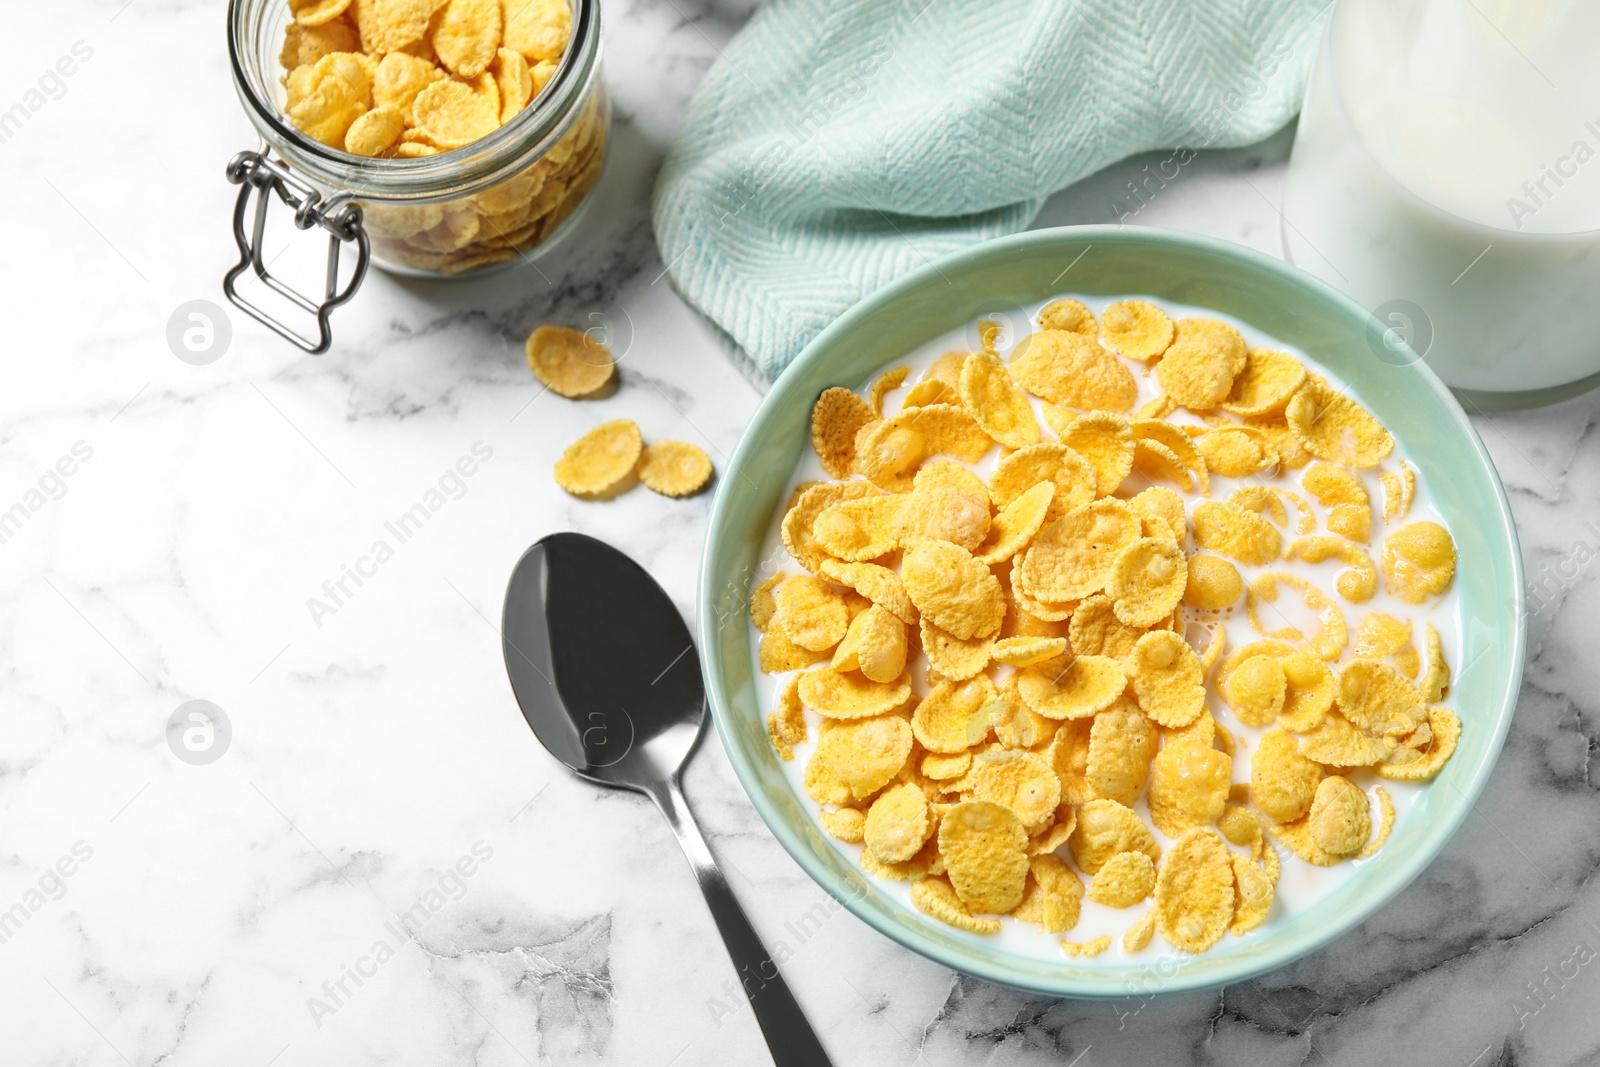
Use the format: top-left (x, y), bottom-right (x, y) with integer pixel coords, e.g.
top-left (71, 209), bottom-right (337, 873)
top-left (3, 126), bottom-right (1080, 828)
top-left (1281, 0), bottom-right (1600, 409)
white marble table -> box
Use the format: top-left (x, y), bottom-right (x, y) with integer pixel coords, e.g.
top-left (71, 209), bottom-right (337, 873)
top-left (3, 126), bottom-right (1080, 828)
top-left (5, 0), bottom-right (1599, 1064)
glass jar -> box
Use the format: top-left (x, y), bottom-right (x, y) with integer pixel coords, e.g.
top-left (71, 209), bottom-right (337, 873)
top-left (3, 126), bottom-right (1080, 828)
top-left (224, 0), bottom-right (607, 352)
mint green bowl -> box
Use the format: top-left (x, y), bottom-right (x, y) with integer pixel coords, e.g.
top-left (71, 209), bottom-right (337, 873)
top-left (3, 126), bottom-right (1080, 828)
top-left (697, 226), bottom-right (1524, 998)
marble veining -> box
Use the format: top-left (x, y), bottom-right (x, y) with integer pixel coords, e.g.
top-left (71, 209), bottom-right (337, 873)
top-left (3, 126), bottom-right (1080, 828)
top-left (2, 0), bottom-right (1599, 1063)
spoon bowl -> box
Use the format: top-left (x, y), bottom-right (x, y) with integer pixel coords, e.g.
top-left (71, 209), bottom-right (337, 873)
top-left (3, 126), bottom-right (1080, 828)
top-left (501, 532), bottom-right (835, 1067)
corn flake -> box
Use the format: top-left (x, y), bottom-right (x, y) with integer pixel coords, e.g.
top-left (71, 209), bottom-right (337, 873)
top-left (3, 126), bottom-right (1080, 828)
top-left (1229, 849), bottom-right (1277, 935)
top-left (1009, 330), bottom-right (1138, 412)
top-left (833, 605), bottom-right (908, 683)
top-left (1285, 377), bottom-right (1394, 469)
top-left (820, 807), bottom-right (865, 842)
top-left (1017, 499), bottom-right (1141, 602)
top-left (1422, 622), bottom-right (1450, 702)
top-left (1221, 347), bottom-right (1307, 417)
top-left (1193, 501), bottom-right (1283, 565)
top-left (958, 354), bottom-right (1041, 450)
top-left (1153, 829), bottom-right (1235, 953)
top-left (1183, 555), bottom-right (1242, 611)
top-left (1250, 728), bottom-right (1322, 823)
top-left (1197, 426), bottom-right (1279, 478)
top-left (1149, 740), bottom-right (1231, 838)
top-left (772, 575), bottom-right (849, 652)
top-left (553, 419), bottom-right (641, 497)
top-left (896, 484), bottom-right (991, 554)
top-left (810, 387), bottom-right (877, 479)
top-left (1012, 853), bottom-right (1084, 932)
top-left (990, 443), bottom-right (1096, 520)
top-left (1059, 411), bottom-right (1135, 496)
top-left (1017, 654), bottom-right (1127, 721)
top-left (1129, 630), bottom-right (1205, 728)
top-left (1099, 299), bottom-right (1174, 362)
top-left (1088, 850), bottom-right (1156, 908)
top-left (798, 667), bottom-right (911, 720)
top-left (911, 677), bottom-right (995, 753)
top-left (1038, 297), bottom-right (1097, 337)
top-left (911, 877), bottom-right (1002, 934)
top-left (901, 540), bottom-right (1004, 639)
top-left (1157, 318), bottom-right (1246, 411)
top-left (968, 750), bottom-right (1062, 834)
top-left (1086, 700), bottom-right (1157, 805)
top-left (920, 618), bottom-right (994, 681)
top-left (1069, 798), bottom-right (1160, 875)
top-left (1308, 775), bottom-right (1370, 856)
top-left (865, 782), bottom-right (932, 863)
top-left (1107, 537), bottom-right (1187, 627)
top-left (808, 714), bottom-right (912, 801)
top-left (1377, 705), bottom-right (1460, 781)
top-left (939, 800), bottom-right (1030, 914)
top-left (638, 441), bottom-right (713, 497)
top-left (1381, 521), bottom-right (1457, 603)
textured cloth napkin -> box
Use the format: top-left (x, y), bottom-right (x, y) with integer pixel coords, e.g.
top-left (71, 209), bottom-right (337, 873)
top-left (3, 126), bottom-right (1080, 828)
top-left (652, 0), bottom-right (1330, 384)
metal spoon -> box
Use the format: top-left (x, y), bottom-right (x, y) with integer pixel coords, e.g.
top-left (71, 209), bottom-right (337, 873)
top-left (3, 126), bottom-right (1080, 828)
top-left (501, 532), bottom-right (835, 1067)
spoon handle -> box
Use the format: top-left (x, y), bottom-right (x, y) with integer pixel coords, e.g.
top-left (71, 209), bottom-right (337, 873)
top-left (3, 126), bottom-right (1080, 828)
top-left (646, 777), bottom-right (836, 1067)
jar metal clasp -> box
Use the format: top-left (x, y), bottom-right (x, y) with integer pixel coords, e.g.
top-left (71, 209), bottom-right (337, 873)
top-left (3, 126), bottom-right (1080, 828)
top-left (223, 145), bottom-right (370, 355)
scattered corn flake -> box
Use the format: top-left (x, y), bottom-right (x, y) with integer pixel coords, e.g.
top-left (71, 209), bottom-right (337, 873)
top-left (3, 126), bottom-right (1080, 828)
top-left (1355, 611), bottom-right (1413, 663)
top-left (1153, 828), bottom-right (1235, 953)
top-left (1131, 438), bottom-right (1194, 493)
top-left (1017, 499), bottom-right (1141, 602)
top-left (923, 751), bottom-right (972, 780)
top-left (1197, 426), bottom-right (1279, 478)
top-left (896, 483), bottom-right (991, 554)
top-left (1038, 297), bottom-right (1097, 336)
top-left (1013, 853), bottom-right (1084, 932)
top-left (1017, 654), bottom-right (1127, 721)
top-left (939, 800), bottom-right (1030, 914)
top-left (782, 481), bottom-right (879, 572)
top-left (915, 459), bottom-right (991, 509)
top-left (833, 605), bottom-right (908, 683)
top-left (975, 480), bottom-right (1054, 565)
top-left (1149, 740), bottom-right (1232, 838)
top-left (1278, 650), bottom-right (1336, 732)
top-left (1061, 935), bottom-right (1112, 958)
top-left (817, 560), bottom-right (916, 625)
top-left (968, 750), bottom-right (1062, 834)
top-left (1421, 623), bottom-right (1450, 702)
top-left (1048, 718), bottom-right (1097, 806)
top-left (990, 443), bottom-right (1096, 519)
top-left (1226, 654), bottom-right (1287, 727)
top-left (1298, 712), bottom-right (1392, 767)
top-left (1286, 535), bottom-right (1378, 603)
top-left (1285, 377), bottom-right (1394, 469)
top-left (864, 782), bottom-right (932, 863)
top-left (812, 713), bottom-right (913, 800)
top-left (1337, 659), bottom-right (1426, 737)
top-left (1229, 850), bottom-right (1277, 935)
top-left (766, 713), bottom-right (792, 760)
top-left (1381, 521), bottom-right (1457, 603)
top-left (1099, 299), bottom-right (1174, 362)
top-left (1028, 806), bottom-right (1078, 856)
top-left (773, 675), bottom-right (806, 746)
top-left (901, 378), bottom-right (959, 409)
top-left (553, 418), bottom-right (642, 497)
top-left (1129, 630), bottom-right (1205, 728)
top-left (773, 575), bottom-right (850, 652)
top-left (1157, 318), bottom-right (1247, 411)
top-left (749, 573), bottom-right (782, 631)
top-left (1059, 411), bottom-right (1135, 497)
top-left (1216, 803), bottom-right (1261, 849)
top-left (1251, 728), bottom-right (1323, 823)
top-left (1009, 330), bottom-right (1138, 412)
top-left (911, 877), bottom-right (1003, 933)
top-left (992, 635), bottom-right (1068, 668)
top-left (1123, 912), bottom-right (1157, 952)
top-left (1183, 555), bottom-right (1242, 611)
top-left (1086, 700), bottom-right (1158, 805)
top-left (525, 324), bottom-right (614, 397)
top-left (902, 540), bottom-right (1004, 640)
top-left (759, 626), bottom-right (828, 673)
top-left (812, 494), bottom-right (904, 562)
top-left (1070, 798), bottom-right (1160, 875)
top-left (911, 677), bottom-right (995, 753)
top-left (1247, 573), bottom-right (1348, 661)
top-left (344, 103), bottom-right (406, 155)
top-left (820, 807), bottom-right (865, 842)
top-left (1268, 814), bottom-right (1343, 867)
top-left (1377, 705), bottom-right (1460, 781)
top-left (868, 365), bottom-right (911, 415)
top-left (1193, 500), bottom-right (1283, 565)
top-left (1381, 462), bottom-right (1417, 523)
top-left (1356, 785), bottom-right (1396, 858)
top-left (989, 679), bottom-right (1059, 750)
top-left (798, 666), bottom-right (911, 719)
top-left (1107, 537), bottom-right (1187, 627)
top-left (1089, 850), bottom-right (1156, 908)
top-left (959, 354), bottom-right (1041, 450)
top-left (639, 441), bottom-right (713, 497)
top-left (920, 618), bottom-right (994, 681)
top-left (1068, 595), bottom-right (1143, 661)
top-left (1308, 775), bottom-right (1371, 856)
top-left (810, 387), bottom-right (877, 479)
top-left (1221, 347), bottom-right (1307, 417)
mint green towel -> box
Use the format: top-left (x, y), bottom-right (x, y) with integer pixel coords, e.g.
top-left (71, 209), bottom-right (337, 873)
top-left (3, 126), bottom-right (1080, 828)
top-left (652, 0), bottom-right (1330, 384)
